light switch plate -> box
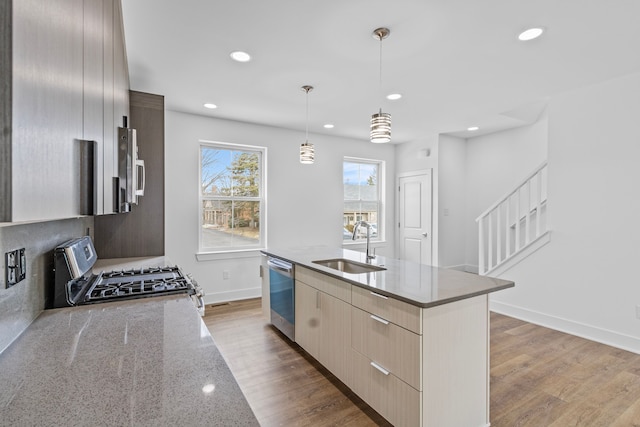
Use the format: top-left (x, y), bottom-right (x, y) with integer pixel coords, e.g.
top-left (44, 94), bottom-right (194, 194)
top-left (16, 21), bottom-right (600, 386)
top-left (5, 248), bottom-right (26, 288)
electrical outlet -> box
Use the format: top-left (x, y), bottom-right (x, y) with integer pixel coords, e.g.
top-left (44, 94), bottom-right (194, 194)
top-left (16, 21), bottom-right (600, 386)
top-left (223, 270), bottom-right (230, 280)
top-left (5, 248), bottom-right (26, 288)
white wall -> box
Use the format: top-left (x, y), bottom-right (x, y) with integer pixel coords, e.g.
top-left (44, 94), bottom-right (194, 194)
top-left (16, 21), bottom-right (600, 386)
top-left (437, 135), bottom-right (467, 270)
top-left (165, 111), bottom-right (395, 303)
top-left (464, 112), bottom-right (549, 270)
top-left (489, 72), bottom-right (640, 353)
top-left (394, 137), bottom-right (440, 265)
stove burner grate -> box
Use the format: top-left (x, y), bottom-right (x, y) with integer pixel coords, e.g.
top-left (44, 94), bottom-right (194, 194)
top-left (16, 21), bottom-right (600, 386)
top-left (85, 267), bottom-right (193, 302)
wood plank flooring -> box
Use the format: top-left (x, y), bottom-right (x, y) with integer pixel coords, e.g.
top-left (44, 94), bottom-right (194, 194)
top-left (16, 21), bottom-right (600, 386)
top-left (203, 298), bottom-right (640, 426)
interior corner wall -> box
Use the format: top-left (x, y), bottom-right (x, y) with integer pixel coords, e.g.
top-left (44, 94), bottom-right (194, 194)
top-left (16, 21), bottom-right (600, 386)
top-left (490, 72), bottom-right (640, 353)
top-left (437, 135), bottom-right (467, 270)
top-left (464, 113), bottom-right (549, 270)
top-left (164, 111), bottom-right (395, 304)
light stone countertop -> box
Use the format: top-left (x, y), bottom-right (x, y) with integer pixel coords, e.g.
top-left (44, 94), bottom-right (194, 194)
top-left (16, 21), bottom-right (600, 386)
top-left (0, 295), bottom-right (259, 426)
top-left (262, 246), bottom-right (514, 307)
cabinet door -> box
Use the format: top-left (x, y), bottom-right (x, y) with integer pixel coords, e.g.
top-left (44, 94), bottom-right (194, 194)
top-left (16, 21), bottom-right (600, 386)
top-left (352, 306), bottom-right (421, 390)
top-left (102, 0), bottom-right (115, 214)
top-left (113, 0), bottom-right (129, 128)
top-left (318, 293), bottom-right (352, 388)
top-left (295, 281), bottom-right (320, 359)
top-left (351, 349), bottom-right (421, 427)
top-left (12, 0), bottom-right (84, 221)
top-left (83, 0), bottom-right (105, 214)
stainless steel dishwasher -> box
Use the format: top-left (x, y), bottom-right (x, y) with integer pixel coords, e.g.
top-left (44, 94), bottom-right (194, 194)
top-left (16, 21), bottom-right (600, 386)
top-left (267, 257), bottom-right (295, 341)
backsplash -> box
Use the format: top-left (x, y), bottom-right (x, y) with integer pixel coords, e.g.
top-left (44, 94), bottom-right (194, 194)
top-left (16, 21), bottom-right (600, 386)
top-left (0, 217), bottom-right (94, 354)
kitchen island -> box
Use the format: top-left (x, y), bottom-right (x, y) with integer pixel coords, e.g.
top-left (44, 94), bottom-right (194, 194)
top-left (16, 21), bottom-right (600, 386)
top-left (262, 247), bottom-right (514, 427)
top-left (0, 295), bottom-right (259, 426)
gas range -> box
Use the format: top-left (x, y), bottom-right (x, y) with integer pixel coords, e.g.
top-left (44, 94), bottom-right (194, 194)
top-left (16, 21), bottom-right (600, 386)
top-left (49, 237), bottom-right (204, 314)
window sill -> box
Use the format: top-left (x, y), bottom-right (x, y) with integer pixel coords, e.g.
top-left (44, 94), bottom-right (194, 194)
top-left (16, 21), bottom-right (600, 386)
top-left (196, 249), bottom-right (263, 262)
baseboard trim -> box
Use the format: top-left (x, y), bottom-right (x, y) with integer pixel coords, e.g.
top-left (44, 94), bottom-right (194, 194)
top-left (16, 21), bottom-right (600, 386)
top-left (490, 300), bottom-right (640, 354)
top-left (203, 287), bottom-right (261, 305)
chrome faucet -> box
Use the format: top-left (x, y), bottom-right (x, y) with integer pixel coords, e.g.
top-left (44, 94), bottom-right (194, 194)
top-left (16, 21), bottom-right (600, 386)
top-left (352, 221), bottom-right (375, 261)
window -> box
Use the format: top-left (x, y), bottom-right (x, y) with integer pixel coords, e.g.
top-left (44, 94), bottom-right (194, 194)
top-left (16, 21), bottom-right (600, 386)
top-left (200, 142), bottom-right (265, 252)
top-left (343, 158), bottom-right (383, 241)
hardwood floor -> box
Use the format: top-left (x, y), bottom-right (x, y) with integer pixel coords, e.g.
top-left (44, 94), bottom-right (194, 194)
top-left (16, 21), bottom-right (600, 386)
top-left (203, 298), bottom-right (640, 426)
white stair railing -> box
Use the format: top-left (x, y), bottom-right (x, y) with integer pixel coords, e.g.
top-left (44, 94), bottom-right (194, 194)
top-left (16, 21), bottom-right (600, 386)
top-left (476, 162), bottom-right (548, 275)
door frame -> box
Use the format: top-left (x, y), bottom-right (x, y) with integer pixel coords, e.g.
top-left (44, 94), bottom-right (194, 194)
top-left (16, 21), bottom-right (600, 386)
top-left (395, 169), bottom-right (435, 265)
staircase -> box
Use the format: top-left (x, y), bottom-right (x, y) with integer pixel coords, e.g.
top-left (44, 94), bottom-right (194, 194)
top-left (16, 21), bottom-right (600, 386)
top-left (476, 162), bottom-right (551, 276)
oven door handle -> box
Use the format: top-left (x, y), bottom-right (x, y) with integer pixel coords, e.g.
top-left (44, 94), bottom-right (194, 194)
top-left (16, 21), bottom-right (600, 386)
top-left (195, 294), bottom-right (205, 316)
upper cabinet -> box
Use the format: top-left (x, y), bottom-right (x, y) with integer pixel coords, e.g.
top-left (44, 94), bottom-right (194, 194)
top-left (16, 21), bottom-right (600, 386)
top-left (0, 0), bottom-right (129, 222)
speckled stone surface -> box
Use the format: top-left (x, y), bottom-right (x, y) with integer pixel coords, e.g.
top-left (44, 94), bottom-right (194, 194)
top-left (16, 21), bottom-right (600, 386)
top-left (0, 296), bottom-right (259, 426)
top-left (262, 246), bottom-right (515, 307)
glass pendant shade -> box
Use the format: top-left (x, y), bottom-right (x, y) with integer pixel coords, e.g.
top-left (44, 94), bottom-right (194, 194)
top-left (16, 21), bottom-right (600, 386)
top-left (370, 110), bottom-right (391, 143)
top-left (300, 141), bottom-right (314, 164)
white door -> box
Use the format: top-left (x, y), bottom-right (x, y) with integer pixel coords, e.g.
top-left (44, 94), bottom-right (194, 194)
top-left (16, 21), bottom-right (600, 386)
top-left (398, 171), bottom-right (432, 265)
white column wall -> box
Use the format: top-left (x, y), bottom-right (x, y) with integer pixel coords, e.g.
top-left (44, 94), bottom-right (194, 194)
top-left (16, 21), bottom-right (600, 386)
top-left (165, 111), bottom-right (395, 304)
top-left (437, 135), bottom-right (468, 270)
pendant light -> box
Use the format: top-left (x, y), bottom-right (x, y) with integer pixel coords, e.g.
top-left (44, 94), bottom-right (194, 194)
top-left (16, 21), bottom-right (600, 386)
top-left (300, 85), bottom-right (315, 164)
top-left (370, 27), bottom-right (391, 143)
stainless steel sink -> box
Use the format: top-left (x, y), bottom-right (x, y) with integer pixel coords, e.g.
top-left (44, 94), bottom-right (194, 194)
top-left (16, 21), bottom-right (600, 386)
top-left (312, 258), bottom-right (386, 274)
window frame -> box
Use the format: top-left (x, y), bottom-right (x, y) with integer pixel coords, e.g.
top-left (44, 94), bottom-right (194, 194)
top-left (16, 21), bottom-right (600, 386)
top-left (342, 156), bottom-right (385, 244)
top-left (198, 140), bottom-right (267, 255)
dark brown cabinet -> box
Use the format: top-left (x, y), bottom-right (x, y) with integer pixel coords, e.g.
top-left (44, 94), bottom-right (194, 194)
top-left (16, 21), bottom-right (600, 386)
top-left (94, 91), bottom-right (165, 258)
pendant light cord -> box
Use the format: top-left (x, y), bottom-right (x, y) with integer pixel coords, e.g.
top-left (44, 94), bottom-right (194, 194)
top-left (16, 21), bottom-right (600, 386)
top-left (379, 35), bottom-right (383, 110)
top-left (305, 89), bottom-right (309, 141)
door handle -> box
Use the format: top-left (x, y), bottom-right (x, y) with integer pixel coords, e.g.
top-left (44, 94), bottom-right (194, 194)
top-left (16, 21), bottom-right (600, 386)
top-left (422, 232), bottom-right (428, 237)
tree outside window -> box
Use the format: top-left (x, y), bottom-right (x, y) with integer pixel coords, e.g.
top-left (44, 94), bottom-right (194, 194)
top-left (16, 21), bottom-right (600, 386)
top-left (200, 143), bottom-right (265, 251)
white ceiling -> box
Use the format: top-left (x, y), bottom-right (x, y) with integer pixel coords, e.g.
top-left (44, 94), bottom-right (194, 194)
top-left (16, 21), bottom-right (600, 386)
top-left (121, 0), bottom-right (640, 143)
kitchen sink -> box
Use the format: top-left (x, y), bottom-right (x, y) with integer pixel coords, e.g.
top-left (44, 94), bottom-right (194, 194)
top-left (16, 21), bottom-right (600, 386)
top-left (312, 258), bottom-right (386, 274)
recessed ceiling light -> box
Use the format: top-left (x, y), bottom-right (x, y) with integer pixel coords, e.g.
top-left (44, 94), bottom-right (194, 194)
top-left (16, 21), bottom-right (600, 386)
top-left (467, 126), bottom-right (479, 131)
top-left (323, 124), bottom-right (334, 129)
top-left (203, 103), bottom-right (217, 109)
top-left (386, 93), bottom-right (402, 100)
top-left (230, 51), bottom-right (251, 62)
top-left (518, 27), bottom-right (545, 41)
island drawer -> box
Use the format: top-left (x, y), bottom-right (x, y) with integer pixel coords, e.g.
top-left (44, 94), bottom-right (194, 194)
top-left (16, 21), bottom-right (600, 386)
top-left (351, 306), bottom-right (422, 390)
top-left (351, 349), bottom-right (421, 427)
top-left (351, 285), bottom-right (422, 334)
top-left (296, 266), bottom-right (351, 303)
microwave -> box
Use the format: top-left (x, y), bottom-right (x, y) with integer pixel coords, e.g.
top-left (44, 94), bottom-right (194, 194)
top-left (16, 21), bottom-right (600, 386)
top-left (115, 125), bottom-right (145, 213)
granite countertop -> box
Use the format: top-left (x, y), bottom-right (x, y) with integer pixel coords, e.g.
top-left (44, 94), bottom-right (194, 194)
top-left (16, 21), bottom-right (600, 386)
top-left (0, 296), bottom-right (259, 426)
top-left (262, 246), bottom-right (514, 308)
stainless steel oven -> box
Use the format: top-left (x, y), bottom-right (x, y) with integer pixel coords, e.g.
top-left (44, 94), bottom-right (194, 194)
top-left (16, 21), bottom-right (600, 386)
top-left (267, 257), bottom-right (295, 341)
top-left (48, 236), bottom-right (204, 315)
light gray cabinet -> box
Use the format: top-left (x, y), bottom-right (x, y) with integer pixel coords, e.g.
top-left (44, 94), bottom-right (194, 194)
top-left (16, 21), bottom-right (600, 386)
top-left (294, 267), bottom-right (352, 388)
top-left (0, 0), bottom-right (129, 222)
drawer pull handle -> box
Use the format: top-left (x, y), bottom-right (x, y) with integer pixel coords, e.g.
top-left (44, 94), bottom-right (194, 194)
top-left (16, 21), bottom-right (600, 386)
top-left (370, 314), bottom-right (389, 325)
top-left (370, 361), bottom-right (390, 376)
top-left (370, 292), bottom-right (388, 300)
